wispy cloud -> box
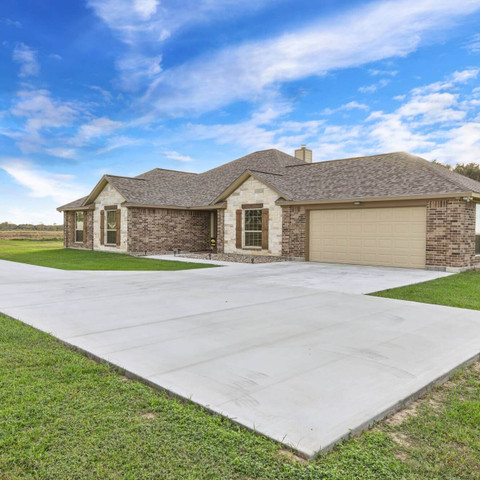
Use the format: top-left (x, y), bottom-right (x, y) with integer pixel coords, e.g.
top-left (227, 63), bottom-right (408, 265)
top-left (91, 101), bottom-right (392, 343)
top-left (140, 0), bottom-right (480, 116)
top-left (87, 0), bottom-right (278, 45)
top-left (411, 68), bottom-right (480, 95)
top-left (368, 69), bottom-right (398, 76)
top-left (9, 89), bottom-right (81, 153)
top-left (465, 33), bottom-right (480, 53)
top-left (44, 147), bottom-right (78, 159)
top-left (72, 117), bottom-right (123, 146)
top-left (115, 54), bottom-right (162, 91)
top-left (97, 135), bottom-right (143, 154)
top-left (1, 18), bottom-right (22, 28)
top-left (0, 159), bottom-right (85, 204)
top-left (323, 101), bottom-right (370, 115)
top-left (358, 78), bottom-right (390, 93)
top-left (320, 70), bottom-right (480, 163)
top-left (89, 85), bottom-right (113, 102)
top-left (161, 150), bottom-right (193, 162)
top-left (12, 43), bottom-right (40, 77)
top-left (185, 68), bottom-right (480, 165)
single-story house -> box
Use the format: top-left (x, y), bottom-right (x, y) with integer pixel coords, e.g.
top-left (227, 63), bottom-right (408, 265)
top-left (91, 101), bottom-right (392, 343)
top-left (58, 147), bottom-right (480, 271)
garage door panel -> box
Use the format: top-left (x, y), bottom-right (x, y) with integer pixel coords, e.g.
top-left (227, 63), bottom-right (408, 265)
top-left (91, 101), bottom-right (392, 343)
top-left (309, 207), bottom-right (426, 268)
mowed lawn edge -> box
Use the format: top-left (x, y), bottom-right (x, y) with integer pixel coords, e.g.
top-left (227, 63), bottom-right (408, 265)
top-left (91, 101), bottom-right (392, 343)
top-left (0, 240), bottom-right (215, 271)
top-left (371, 270), bottom-right (480, 311)
top-left (1, 312), bottom-right (480, 479)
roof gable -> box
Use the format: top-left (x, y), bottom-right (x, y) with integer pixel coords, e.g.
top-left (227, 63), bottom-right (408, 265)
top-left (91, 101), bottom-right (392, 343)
top-left (213, 169), bottom-right (292, 204)
top-left (81, 175), bottom-right (144, 206)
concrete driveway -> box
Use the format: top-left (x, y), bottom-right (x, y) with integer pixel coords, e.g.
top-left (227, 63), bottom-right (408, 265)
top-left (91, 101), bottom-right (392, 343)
top-left (1, 258), bottom-right (480, 458)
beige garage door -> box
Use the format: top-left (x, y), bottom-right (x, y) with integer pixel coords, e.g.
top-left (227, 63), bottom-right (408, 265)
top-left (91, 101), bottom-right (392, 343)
top-left (309, 207), bottom-right (426, 268)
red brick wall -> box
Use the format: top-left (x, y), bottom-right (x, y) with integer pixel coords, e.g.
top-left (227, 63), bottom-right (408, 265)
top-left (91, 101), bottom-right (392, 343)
top-left (64, 211), bottom-right (93, 250)
top-left (127, 207), bottom-right (210, 253)
top-left (426, 199), bottom-right (478, 269)
top-left (281, 205), bottom-right (306, 258)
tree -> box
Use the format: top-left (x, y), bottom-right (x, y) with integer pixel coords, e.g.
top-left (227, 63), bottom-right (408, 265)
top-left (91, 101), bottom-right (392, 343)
top-left (431, 160), bottom-right (480, 181)
top-left (453, 163), bottom-right (480, 182)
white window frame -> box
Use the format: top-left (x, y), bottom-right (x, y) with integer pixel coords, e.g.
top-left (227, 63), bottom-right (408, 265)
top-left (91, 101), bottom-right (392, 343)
top-left (244, 208), bottom-right (262, 248)
top-left (75, 211), bottom-right (84, 243)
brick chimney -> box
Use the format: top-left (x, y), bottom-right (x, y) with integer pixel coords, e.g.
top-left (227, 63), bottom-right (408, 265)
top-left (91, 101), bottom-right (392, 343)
top-left (294, 145), bottom-right (313, 163)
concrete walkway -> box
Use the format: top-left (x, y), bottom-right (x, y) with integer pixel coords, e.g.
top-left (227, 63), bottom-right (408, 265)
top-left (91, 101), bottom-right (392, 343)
top-left (0, 259), bottom-right (479, 458)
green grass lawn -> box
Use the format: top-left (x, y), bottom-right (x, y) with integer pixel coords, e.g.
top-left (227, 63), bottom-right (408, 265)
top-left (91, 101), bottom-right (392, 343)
top-left (1, 313), bottom-right (480, 479)
top-left (0, 240), bottom-right (214, 271)
top-left (372, 270), bottom-right (480, 310)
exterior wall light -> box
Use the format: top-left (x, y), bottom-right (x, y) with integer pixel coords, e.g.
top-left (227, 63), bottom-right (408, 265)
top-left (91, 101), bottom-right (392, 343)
top-left (353, 201), bottom-right (361, 206)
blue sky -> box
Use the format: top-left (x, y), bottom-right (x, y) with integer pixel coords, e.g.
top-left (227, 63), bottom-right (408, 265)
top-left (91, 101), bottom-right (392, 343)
top-left (1, 0), bottom-right (480, 224)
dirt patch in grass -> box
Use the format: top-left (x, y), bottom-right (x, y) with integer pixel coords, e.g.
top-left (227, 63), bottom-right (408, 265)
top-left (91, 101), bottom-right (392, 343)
top-left (276, 449), bottom-right (308, 464)
top-left (386, 403), bottom-right (419, 427)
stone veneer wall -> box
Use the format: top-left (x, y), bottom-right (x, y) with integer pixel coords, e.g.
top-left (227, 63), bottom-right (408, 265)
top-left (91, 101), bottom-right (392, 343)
top-left (216, 209), bottom-right (225, 253)
top-left (127, 207), bottom-right (210, 253)
top-left (426, 199), bottom-right (479, 269)
top-left (223, 176), bottom-right (283, 256)
top-left (281, 205), bottom-right (306, 258)
top-left (64, 210), bottom-right (93, 250)
top-left (93, 183), bottom-right (128, 252)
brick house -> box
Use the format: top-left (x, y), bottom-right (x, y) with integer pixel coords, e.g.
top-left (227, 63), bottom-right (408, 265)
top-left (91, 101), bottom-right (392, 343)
top-left (58, 148), bottom-right (480, 271)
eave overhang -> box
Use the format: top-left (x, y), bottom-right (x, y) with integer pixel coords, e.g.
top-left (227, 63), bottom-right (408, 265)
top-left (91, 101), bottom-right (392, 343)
top-left (276, 192), bottom-right (479, 206)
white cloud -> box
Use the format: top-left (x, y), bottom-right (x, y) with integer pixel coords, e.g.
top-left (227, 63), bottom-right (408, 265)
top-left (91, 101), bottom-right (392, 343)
top-left (316, 71), bottom-right (480, 163)
top-left (44, 148), bottom-right (78, 159)
top-left (88, 0), bottom-right (277, 45)
top-left (0, 160), bottom-right (85, 204)
top-left (426, 122), bottom-right (480, 164)
top-left (451, 68), bottom-right (479, 83)
top-left (161, 150), bottom-right (193, 162)
top-left (89, 85), bottom-right (113, 102)
top-left (12, 43), bottom-right (40, 77)
top-left (411, 68), bottom-right (480, 95)
top-left (72, 117), bottom-right (123, 146)
top-left (186, 102), bottom-right (295, 150)
top-left (1, 18), bottom-right (22, 28)
top-left (115, 54), bottom-right (162, 91)
top-left (185, 67), bottom-right (480, 166)
top-left (133, 0), bottom-right (158, 19)
top-left (394, 92), bottom-right (466, 124)
top-left (9, 89), bottom-right (81, 153)
top-left (97, 135), bottom-right (143, 154)
top-left (142, 0), bottom-right (480, 115)
top-left (465, 33), bottom-right (480, 53)
top-left (368, 69), bottom-right (398, 76)
top-left (186, 102), bottom-right (325, 152)
top-left (323, 101), bottom-right (370, 115)
top-left (359, 85), bottom-right (377, 94)
top-left (358, 78), bottom-right (390, 93)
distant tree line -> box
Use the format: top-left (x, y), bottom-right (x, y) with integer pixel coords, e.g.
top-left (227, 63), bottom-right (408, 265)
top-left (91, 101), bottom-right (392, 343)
top-left (0, 222), bottom-right (63, 231)
top-left (433, 161), bottom-right (480, 182)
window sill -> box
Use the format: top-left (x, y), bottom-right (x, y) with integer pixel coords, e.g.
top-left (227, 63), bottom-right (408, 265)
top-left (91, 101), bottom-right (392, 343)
top-left (242, 247), bottom-right (263, 251)
top-left (105, 243), bottom-right (118, 247)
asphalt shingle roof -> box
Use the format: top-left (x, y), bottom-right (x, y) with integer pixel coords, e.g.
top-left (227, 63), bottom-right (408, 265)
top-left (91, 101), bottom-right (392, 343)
top-left (58, 150), bottom-right (480, 210)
